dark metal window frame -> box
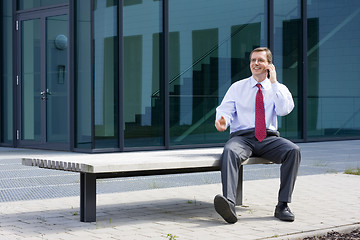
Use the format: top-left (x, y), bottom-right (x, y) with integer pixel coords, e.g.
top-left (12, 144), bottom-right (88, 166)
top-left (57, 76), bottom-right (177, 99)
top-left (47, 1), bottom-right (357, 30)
top-left (69, 0), bottom-right (75, 151)
top-left (0, 2), bottom-right (3, 144)
top-left (118, 0), bottom-right (124, 151)
top-left (0, 1), bottom-right (15, 146)
top-left (90, 0), bottom-right (95, 151)
top-left (301, 0), bottom-right (308, 142)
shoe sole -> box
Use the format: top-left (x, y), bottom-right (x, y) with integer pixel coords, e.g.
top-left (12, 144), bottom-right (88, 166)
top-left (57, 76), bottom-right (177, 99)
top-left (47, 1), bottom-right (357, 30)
top-left (214, 195), bottom-right (237, 224)
top-left (274, 211), bottom-right (295, 222)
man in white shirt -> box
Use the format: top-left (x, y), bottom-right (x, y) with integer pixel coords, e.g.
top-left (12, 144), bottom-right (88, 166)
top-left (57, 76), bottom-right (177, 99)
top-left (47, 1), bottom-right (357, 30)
top-left (214, 47), bottom-right (301, 224)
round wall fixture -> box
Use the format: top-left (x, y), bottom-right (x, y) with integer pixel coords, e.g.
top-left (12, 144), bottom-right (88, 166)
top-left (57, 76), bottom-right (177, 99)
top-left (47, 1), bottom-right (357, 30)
top-left (54, 34), bottom-right (68, 50)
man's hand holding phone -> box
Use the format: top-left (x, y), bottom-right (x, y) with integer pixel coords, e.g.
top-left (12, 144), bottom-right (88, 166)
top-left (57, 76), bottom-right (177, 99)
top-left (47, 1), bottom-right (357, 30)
top-left (267, 63), bottom-right (277, 84)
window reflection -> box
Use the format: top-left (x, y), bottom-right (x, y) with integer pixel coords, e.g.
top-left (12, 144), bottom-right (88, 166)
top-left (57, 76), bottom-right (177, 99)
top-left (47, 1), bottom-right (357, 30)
top-left (169, 0), bottom-right (267, 145)
top-left (94, 0), bottom-right (119, 148)
top-left (17, 0), bottom-right (68, 10)
top-left (123, 0), bottom-right (164, 147)
top-left (307, 0), bottom-right (360, 138)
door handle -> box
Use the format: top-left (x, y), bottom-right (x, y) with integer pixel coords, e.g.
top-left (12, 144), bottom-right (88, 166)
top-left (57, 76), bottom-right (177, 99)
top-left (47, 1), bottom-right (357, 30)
top-left (40, 89), bottom-right (52, 100)
top-left (40, 90), bottom-right (46, 100)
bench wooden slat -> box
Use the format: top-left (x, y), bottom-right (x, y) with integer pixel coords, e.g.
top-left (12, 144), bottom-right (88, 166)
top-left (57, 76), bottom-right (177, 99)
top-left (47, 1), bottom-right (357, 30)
top-left (22, 149), bottom-right (270, 173)
top-left (21, 148), bottom-right (273, 222)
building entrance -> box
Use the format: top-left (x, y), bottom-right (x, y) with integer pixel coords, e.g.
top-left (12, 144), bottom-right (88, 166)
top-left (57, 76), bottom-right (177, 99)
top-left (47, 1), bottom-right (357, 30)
top-left (16, 6), bottom-right (69, 150)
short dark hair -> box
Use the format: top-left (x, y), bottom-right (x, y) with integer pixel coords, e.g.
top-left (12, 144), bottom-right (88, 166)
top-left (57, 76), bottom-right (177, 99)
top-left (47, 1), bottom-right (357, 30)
top-left (250, 47), bottom-right (273, 64)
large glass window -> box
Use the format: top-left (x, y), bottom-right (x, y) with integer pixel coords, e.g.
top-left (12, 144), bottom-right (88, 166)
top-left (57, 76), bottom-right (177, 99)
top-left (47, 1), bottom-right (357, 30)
top-left (1, 0), bottom-right (13, 144)
top-left (307, 0), bottom-right (360, 138)
top-left (94, 0), bottom-right (119, 148)
top-left (274, 0), bottom-right (301, 139)
top-left (169, 0), bottom-right (267, 145)
top-left (123, 0), bottom-right (164, 147)
top-left (75, 0), bottom-right (92, 149)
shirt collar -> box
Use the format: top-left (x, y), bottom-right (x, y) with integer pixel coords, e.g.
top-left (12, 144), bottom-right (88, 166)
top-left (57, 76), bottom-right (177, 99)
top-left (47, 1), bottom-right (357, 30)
top-left (250, 76), bottom-right (271, 89)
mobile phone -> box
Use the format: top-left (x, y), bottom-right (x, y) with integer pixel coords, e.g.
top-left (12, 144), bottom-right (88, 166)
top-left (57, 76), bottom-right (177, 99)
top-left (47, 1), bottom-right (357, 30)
top-left (267, 69), bottom-right (270, 78)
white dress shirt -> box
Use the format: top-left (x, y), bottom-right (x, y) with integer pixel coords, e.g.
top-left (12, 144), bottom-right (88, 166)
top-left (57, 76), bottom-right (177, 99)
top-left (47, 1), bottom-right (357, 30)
top-left (216, 76), bottom-right (294, 134)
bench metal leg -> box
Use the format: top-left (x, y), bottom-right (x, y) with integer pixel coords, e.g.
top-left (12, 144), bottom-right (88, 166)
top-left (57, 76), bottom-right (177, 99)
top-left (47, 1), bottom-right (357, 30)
top-left (80, 173), bottom-right (96, 222)
top-left (235, 165), bottom-right (243, 206)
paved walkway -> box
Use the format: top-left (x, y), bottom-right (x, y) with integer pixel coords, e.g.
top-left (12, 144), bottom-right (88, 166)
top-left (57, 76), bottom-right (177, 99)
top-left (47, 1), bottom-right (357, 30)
top-left (0, 141), bottom-right (360, 239)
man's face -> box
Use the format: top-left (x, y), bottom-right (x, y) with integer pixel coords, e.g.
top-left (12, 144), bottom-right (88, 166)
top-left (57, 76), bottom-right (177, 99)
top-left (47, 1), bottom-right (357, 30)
top-left (250, 51), bottom-right (269, 77)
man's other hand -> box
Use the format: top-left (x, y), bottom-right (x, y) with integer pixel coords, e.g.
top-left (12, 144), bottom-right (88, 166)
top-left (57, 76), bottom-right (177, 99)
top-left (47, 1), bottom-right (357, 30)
top-left (215, 116), bottom-right (227, 132)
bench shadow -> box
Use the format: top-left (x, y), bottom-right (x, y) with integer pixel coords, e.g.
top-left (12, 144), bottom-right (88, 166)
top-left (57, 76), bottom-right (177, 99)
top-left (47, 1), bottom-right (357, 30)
top-left (2, 198), bottom-right (278, 236)
top-left (95, 198), bottom-right (277, 226)
top-left (95, 198), bottom-right (224, 226)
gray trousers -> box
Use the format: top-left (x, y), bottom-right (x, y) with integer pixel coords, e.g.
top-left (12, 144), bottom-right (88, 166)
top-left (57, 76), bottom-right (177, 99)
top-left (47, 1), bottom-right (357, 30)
top-left (221, 129), bottom-right (301, 204)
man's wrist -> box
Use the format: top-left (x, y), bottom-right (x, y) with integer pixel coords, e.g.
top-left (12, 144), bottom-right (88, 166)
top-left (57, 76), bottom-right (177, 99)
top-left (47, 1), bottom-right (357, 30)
top-left (270, 78), bottom-right (278, 84)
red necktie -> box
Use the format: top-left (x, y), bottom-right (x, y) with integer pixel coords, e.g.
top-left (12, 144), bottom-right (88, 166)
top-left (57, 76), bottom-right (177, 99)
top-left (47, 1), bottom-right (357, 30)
top-left (255, 84), bottom-right (266, 142)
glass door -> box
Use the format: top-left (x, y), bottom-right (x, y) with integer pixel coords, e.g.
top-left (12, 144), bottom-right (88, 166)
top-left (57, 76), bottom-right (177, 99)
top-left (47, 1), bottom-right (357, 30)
top-left (21, 17), bottom-right (41, 143)
top-left (17, 7), bottom-right (69, 149)
top-left (45, 14), bottom-right (68, 144)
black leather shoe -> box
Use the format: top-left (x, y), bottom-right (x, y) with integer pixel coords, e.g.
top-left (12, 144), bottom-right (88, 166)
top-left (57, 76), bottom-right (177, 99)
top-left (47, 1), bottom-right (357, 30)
top-left (274, 203), bottom-right (295, 222)
top-left (214, 194), bottom-right (237, 224)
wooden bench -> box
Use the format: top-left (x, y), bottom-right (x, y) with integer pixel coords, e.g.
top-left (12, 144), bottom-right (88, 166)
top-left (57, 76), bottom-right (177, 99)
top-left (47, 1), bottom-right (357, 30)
top-left (21, 148), bottom-right (272, 222)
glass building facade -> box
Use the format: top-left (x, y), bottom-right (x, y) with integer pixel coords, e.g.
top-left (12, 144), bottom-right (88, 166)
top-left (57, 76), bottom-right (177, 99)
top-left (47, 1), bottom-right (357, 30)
top-left (1, 0), bottom-right (360, 152)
